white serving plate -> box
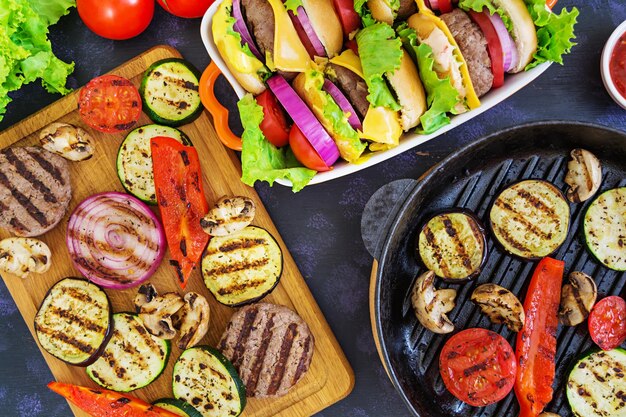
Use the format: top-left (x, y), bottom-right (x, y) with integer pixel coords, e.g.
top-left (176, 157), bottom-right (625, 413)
top-left (200, 1), bottom-right (551, 186)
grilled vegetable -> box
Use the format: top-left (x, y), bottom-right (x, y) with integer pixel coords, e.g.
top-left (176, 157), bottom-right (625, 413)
top-left (134, 283), bottom-right (159, 312)
top-left (140, 59), bottom-right (202, 127)
top-left (558, 271), bottom-right (597, 326)
top-left (39, 122), bottom-right (94, 162)
top-left (48, 382), bottom-right (181, 417)
top-left (200, 196), bottom-right (256, 237)
top-left (174, 292), bottom-right (210, 350)
top-left (153, 399), bottom-right (202, 417)
top-left (202, 226), bottom-right (282, 306)
top-left (86, 313), bottom-right (171, 392)
top-left (471, 283), bottom-right (525, 332)
top-left (151, 136), bottom-right (209, 289)
top-left (515, 257), bottom-right (564, 417)
top-left (588, 296), bottom-right (626, 351)
top-left (34, 278), bottom-right (112, 366)
top-left (538, 414), bottom-right (561, 417)
top-left (564, 149), bottom-right (602, 203)
top-left (583, 187), bottom-right (626, 271)
top-left (138, 293), bottom-right (185, 340)
top-left (0, 237), bottom-right (51, 278)
top-left (117, 124), bottom-right (191, 204)
top-left (410, 270), bottom-right (456, 334)
top-left (417, 210), bottom-right (487, 281)
top-left (490, 180), bottom-right (570, 259)
top-left (172, 346), bottom-right (246, 417)
top-left (566, 348), bottom-right (626, 417)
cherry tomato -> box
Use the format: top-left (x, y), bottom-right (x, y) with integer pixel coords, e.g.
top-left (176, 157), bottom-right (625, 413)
top-left (77, 0), bottom-right (154, 40)
top-left (157, 0), bottom-right (214, 18)
top-left (546, 0), bottom-right (558, 9)
top-left (433, 0), bottom-right (453, 13)
top-left (289, 125), bottom-right (331, 172)
top-left (331, 0), bottom-right (361, 37)
top-left (469, 10), bottom-right (504, 88)
top-left (256, 90), bottom-right (290, 147)
top-left (588, 296), bottom-right (626, 351)
top-left (78, 75), bottom-right (142, 133)
top-left (439, 328), bottom-right (517, 407)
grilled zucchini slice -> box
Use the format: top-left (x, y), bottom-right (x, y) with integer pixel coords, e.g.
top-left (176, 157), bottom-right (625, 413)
top-left (86, 313), bottom-right (170, 392)
top-left (566, 348), bottom-right (626, 417)
top-left (202, 226), bottom-right (282, 306)
top-left (583, 187), bottom-right (626, 271)
top-left (173, 346), bottom-right (246, 417)
top-left (490, 179), bottom-right (570, 259)
top-left (153, 398), bottom-right (203, 417)
top-left (417, 210), bottom-right (487, 281)
top-left (116, 124), bottom-right (191, 205)
top-left (34, 278), bottom-right (112, 366)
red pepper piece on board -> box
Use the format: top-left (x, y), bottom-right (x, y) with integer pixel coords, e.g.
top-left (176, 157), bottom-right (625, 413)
top-left (151, 136), bottom-right (209, 289)
top-left (515, 257), bottom-right (564, 417)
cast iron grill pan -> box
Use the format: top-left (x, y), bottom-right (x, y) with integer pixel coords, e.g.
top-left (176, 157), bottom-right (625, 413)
top-left (373, 122), bottom-right (626, 417)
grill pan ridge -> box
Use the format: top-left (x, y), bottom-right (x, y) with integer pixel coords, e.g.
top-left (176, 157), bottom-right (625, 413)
top-left (373, 122), bottom-right (626, 417)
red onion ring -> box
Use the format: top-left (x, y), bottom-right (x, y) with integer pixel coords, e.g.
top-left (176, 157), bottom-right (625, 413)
top-left (323, 79), bottom-right (363, 130)
top-left (288, 6), bottom-right (326, 58)
top-left (485, 11), bottom-right (519, 73)
top-left (232, 0), bottom-right (263, 60)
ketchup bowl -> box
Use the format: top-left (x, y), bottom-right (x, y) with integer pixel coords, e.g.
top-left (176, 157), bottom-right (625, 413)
top-left (601, 20), bottom-right (626, 110)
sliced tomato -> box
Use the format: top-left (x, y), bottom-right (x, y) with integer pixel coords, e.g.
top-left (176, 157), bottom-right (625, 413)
top-left (256, 90), bottom-right (290, 147)
top-left (289, 125), bottom-right (330, 172)
top-left (468, 10), bottom-right (504, 88)
top-left (436, 0), bottom-right (453, 13)
top-left (439, 328), bottom-right (517, 407)
top-left (546, 0), bottom-right (557, 9)
top-left (78, 75), bottom-right (142, 133)
top-left (345, 39), bottom-right (359, 56)
top-left (588, 296), bottom-right (626, 351)
top-left (332, 0), bottom-right (361, 37)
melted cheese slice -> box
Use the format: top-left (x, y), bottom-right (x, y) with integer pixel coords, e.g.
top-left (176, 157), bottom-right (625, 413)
top-left (267, 0), bottom-right (311, 72)
top-left (329, 49), bottom-right (365, 79)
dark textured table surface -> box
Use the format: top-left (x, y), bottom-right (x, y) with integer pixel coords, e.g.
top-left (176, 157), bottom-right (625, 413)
top-left (1, 1), bottom-right (625, 416)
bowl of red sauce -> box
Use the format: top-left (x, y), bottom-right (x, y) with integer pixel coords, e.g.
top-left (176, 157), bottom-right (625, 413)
top-left (602, 20), bottom-right (626, 110)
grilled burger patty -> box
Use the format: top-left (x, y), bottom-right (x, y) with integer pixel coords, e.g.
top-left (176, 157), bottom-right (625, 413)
top-left (218, 303), bottom-right (315, 398)
top-left (327, 63), bottom-right (370, 120)
top-left (0, 146), bottom-right (72, 237)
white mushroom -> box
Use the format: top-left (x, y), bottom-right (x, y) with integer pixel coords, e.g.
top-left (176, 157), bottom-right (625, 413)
top-left (539, 413), bottom-right (561, 417)
top-left (134, 283), bottom-right (158, 313)
top-left (411, 270), bottom-right (456, 334)
top-left (471, 283), bottom-right (525, 332)
top-left (0, 237), bottom-right (51, 278)
top-left (200, 196), bottom-right (255, 236)
top-left (138, 292), bottom-right (185, 339)
top-left (174, 292), bottom-right (211, 349)
top-left (559, 271), bottom-right (597, 327)
top-left (565, 149), bottom-right (602, 203)
top-left (39, 122), bottom-right (94, 162)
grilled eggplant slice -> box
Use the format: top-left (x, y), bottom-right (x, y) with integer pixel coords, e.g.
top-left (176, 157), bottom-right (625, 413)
top-left (201, 226), bottom-right (282, 306)
top-left (34, 278), bottom-right (112, 366)
top-left (471, 284), bottom-right (525, 332)
top-left (86, 313), bottom-right (170, 392)
top-left (583, 187), bottom-right (626, 271)
top-left (173, 346), bottom-right (246, 417)
top-left (490, 179), bottom-right (570, 259)
top-left (417, 210), bottom-right (487, 281)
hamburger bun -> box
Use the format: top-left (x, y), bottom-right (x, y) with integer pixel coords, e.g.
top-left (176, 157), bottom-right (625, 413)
top-left (367, 0), bottom-right (418, 25)
top-left (301, 0), bottom-right (344, 57)
top-left (386, 49), bottom-right (427, 131)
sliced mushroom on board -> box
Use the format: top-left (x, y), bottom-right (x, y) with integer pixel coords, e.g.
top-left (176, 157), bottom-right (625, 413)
top-left (200, 196), bottom-right (256, 236)
top-left (138, 292), bottom-right (185, 339)
top-left (39, 122), bottom-right (95, 162)
top-left (564, 149), bottom-right (602, 203)
top-left (471, 284), bottom-right (525, 332)
top-left (0, 237), bottom-right (51, 278)
top-left (411, 270), bottom-right (457, 334)
top-left (133, 283), bottom-right (159, 312)
top-left (559, 272), bottom-right (597, 326)
top-left (174, 292), bottom-right (210, 349)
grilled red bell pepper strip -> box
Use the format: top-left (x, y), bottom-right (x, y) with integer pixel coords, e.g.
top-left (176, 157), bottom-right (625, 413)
top-left (514, 257), bottom-right (564, 417)
top-left (151, 136), bottom-right (209, 289)
top-left (48, 382), bottom-right (181, 417)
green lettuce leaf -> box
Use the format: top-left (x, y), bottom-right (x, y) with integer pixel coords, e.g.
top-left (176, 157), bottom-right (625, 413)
top-left (397, 24), bottom-right (459, 134)
top-left (284, 0), bottom-right (303, 14)
top-left (458, 0), bottom-right (513, 32)
top-left (355, 23), bottom-right (402, 110)
top-left (354, 0), bottom-right (376, 28)
top-left (238, 94), bottom-right (316, 192)
top-left (26, 0), bottom-right (74, 25)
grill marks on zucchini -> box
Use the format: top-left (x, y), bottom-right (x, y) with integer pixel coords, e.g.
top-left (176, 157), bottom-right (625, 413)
top-left (490, 180), bottom-right (570, 259)
top-left (584, 187), bottom-right (626, 271)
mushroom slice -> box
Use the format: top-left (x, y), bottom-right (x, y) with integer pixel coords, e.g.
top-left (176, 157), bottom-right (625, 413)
top-left (559, 271), bottom-right (597, 326)
top-left (133, 283), bottom-right (158, 313)
top-left (0, 237), bottom-right (51, 278)
top-left (411, 270), bottom-right (456, 334)
top-left (565, 148), bottom-right (602, 203)
top-left (539, 413), bottom-right (561, 417)
top-left (39, 122), bottom-right (94, 162)
top-left (138, 293), bottom-right (185, 339)
top-left (200, 196), bottom-right (255, 236)
top-left (175, 292), bottom-right (211, 350)
top-left (471, 284), bottom-right (525, 332)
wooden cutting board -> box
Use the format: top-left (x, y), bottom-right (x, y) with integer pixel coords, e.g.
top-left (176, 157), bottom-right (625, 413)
top-left (0, 45), bottom-right (354, 417)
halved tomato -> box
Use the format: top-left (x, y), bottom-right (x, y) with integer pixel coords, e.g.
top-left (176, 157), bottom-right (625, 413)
top-left (588, 296), bottom-right (626, 351)
top-left (439, 328), bottom-right (516, 407)
top-left (78, 75), bottom-right (142, 133)
top-left (289, 125), bottom-right (330, 172)
top-left (256, 90), bottom-right (290, 147)
top-left (468, 10), bottom-right (504, 88)
top-left (332, 0), bottom-right (361, 37)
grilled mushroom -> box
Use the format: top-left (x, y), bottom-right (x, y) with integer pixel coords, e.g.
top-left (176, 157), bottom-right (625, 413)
top-left (200, 196), bottom-right (256, 236)
top-left (559, 271), bottom-right (597, 326)
top-left (39, 122), bottom-right (94, 162)
top-left (565, 149), bottom-right (602, 203)
top-left (539, 413), bottom-right (561, 417)
top-left (138, 293), bottom-right (185, 339)
top-left (133, 283), bottom-right (159, 313)
top-left (471, 284), bottom-right (525, 332)
top-left (0, 237), bottom-right (51, 278)
top-left (174, 292), bottom-right (211, 349)
top-left (411, 270), bottom-right (457, 334)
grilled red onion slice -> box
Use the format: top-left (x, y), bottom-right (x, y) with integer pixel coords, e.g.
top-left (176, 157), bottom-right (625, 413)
top-left (486, 11), bottom-right (519, 73)
top-left (232, 0), bottom-right (263, 60)
top-left (323, 79), bottom-right (362, 130)
top-left (66, 192), bottom-right (165, 289)
top-left (288, 6), bottom-right (326, 58)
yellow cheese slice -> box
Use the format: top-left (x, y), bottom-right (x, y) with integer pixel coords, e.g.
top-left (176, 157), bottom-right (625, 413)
top-left (329, 49), bottom-right (365, 79)
top-left (267, 0), bottom-right (311, 72)
top-left (360, 105), bottom-right (402, 146)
